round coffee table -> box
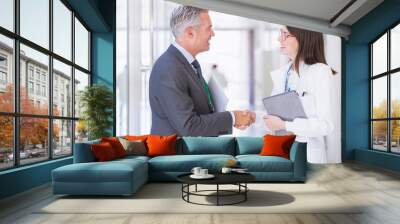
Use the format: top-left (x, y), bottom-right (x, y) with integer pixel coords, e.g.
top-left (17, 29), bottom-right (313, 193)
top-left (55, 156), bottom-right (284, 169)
top-left (177, 173), bottom-right (255, 206)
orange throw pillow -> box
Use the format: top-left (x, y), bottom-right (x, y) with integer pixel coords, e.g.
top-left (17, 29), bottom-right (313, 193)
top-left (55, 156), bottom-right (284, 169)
top-left (260, 134), bottom-right (296, 159)
top-left (101, 137), bottom-right (127, 158)
top-left (91, 142), bottom-right (117, 161)
top-left (146, 134), bottom-right (177, 157)
top-left (125, 135), bottom-right (148, 142)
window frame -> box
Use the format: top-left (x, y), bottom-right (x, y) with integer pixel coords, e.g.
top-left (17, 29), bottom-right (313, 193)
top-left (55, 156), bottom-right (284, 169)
top-left (370, 20), bottom-right (400, 154)
top-left (0, 0), bottom-right (92, 171)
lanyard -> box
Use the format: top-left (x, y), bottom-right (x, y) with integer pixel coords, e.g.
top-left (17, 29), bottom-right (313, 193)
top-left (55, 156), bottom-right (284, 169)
top-left (284, 64), bottom-right (293, 92)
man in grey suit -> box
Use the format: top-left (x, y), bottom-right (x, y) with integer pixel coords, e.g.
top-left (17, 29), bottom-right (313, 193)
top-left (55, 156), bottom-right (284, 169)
top-left (149, 6), bottom-right (255, 136)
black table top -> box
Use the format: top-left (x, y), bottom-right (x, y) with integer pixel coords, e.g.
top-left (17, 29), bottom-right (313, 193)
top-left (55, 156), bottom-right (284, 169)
top-left (177, 172), bottom-right (255, 185)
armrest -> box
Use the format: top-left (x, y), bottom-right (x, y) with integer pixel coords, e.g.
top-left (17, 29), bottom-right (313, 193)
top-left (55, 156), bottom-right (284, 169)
top-left (289, 141), bottom-right (307, 181)
top-left (73, 140), bottom-right (100, 163)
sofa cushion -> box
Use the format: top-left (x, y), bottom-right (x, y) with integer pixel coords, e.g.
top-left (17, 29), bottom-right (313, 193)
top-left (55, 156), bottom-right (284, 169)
top-left (260, 135), bottom-right (296, 159)
top-left (53, 159), bottom-right (147, 183)
top-left (73, 139), bottom-right (101, 163)
top-left (147, 134), bottom-right (177, 157)
top-left (125, 135), bottom-right (148, 142)
top-left (91, 142), bottom-right (118, 161)
top-left (148, 154), bottom-right (235, 172)
top-left (236, 137), bottom-right (263, 155)
top-left (178, 137), bottom-right (235, 155)
top-left (101, 137), bottom-right (127, 158)
top-left (118, 138), bottom-right (147, 156)
top-left (236, 155), bottom-right (293, 172)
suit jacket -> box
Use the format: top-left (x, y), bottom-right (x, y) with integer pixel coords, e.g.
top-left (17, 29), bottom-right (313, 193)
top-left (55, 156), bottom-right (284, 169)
top-left (149, 45), bottom-right (232, 136)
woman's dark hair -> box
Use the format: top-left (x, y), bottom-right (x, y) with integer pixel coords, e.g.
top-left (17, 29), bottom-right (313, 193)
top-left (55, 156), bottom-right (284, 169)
top-left (287, 26), bottom-right (337, 74)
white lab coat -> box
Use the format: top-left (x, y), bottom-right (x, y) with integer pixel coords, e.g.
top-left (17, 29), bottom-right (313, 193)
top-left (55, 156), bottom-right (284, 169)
top-left (270, 62), bottom-right (341, 164)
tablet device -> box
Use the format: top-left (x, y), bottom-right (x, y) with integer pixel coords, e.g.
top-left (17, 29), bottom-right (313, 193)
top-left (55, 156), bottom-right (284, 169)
top-left (262, 91), bottom-right (307, 121)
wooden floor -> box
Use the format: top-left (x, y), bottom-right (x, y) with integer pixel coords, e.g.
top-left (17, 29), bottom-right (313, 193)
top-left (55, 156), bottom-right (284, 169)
top-left (1, 162), bottom-right (400, 224)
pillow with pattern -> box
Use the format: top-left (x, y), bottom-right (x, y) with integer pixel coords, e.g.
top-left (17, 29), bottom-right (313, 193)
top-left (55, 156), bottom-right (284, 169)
top-left (118, 137), bottom-right (147, 156)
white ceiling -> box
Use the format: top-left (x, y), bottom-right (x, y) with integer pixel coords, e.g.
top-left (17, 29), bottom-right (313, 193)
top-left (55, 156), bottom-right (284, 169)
top-left (167, 0), bottom-right (384, 38)
top-left (225, 0), bottom-right (352, 23)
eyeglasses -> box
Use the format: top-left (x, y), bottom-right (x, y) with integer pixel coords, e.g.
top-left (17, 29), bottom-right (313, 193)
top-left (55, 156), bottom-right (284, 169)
top-left (279, 31), bottom-right (295, 41)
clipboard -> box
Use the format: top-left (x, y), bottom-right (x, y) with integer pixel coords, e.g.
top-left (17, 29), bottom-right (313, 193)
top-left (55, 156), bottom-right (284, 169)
top-left (262, 91), bottom-right (307, 121)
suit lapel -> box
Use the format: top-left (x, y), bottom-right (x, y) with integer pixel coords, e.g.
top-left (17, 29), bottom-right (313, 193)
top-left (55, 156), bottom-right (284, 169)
top-left (167, 45), bottom-right (211, 110)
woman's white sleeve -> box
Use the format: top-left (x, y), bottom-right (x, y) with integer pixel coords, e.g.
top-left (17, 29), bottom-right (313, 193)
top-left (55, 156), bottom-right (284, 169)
top-left (285, 66), bottom-right (334, 137)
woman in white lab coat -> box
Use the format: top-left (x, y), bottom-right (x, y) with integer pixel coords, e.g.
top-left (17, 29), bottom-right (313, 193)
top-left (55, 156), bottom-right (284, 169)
top-left (263, 26), bottom-right (341, 164)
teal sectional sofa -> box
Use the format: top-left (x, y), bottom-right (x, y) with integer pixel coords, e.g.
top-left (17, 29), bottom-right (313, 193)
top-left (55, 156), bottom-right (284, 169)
top-left (52, 137), bottom-right (307, 196)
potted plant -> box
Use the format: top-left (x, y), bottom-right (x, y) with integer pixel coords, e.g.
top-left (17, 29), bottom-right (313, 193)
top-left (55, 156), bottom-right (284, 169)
top-left (79, 84), bottom-right (114, 140)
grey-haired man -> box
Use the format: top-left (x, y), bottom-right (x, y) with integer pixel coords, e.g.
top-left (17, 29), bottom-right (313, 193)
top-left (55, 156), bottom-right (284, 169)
top-left (149, 6), bottom-right (255, 136)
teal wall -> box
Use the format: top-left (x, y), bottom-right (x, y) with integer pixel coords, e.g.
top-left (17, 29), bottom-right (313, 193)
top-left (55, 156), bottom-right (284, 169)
top-left (0, 0), bottom-right (116, 200)
top-left (344, 0), bottom-right (400, 171)
top-left (0, 158), bottom-right (72, 199)
top-left (92, 32), bottom-right (115, 135)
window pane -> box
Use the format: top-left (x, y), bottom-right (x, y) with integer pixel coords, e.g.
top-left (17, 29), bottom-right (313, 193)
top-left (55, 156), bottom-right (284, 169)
top-left (0, 34), bottom-right (14, 112)
top-left (391, 24), bottom-right (400, 70)
top-left (75, 18), bottom-right (89, 70)
top-left (53, 0), bottom-right (72, 60)
top-left (0, 0), bottom-right (14, 31)
top-left (20, 0), bottom-right (49, 49)
top-left (75, 120), bottom-right (88, 143)
top-left (20, 117), bottom-right (49, 165)
top-left (372, 121), bottom-right (388, 151)
top-left (74, 69), bottom-right (89, 118)
top-left (20, 44), bottom-right (49, 115)
top-left (391, 72), bottom-right (400, 118)
top-left (53, 119), bottom-right (72, 158)
top-left (391, 120), bottom-right (400, 153)
top-left (0, 116), bottom-right (13, 170)
top-left (372, 77), bottom-right (387, 119)
top-left (53, 59), bottom-right (72, 117)
top-left (372, 33), bottom-right (387, 76)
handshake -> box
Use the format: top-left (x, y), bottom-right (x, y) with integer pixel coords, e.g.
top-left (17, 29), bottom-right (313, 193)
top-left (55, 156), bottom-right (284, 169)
top-left (233, 110), bottom-right (256, 130)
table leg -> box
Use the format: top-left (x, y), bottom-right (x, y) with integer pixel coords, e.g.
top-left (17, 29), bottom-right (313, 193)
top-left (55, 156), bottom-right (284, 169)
top-left (245, 183), bottom-right (247, 201)
top-left (217, 184), bottom-right (219, 206)
top-left (195, 184), bottom-right (197, 192)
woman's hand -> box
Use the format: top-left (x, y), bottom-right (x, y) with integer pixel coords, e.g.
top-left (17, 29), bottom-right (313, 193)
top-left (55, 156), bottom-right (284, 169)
top-left (263, 115), bottom-right (285, 131)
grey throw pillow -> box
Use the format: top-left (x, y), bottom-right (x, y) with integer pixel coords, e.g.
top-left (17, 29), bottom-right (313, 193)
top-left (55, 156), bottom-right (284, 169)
top-left (118, 137), bottom-right (147, 156)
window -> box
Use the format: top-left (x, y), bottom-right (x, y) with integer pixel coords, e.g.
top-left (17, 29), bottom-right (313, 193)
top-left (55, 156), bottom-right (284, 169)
top-left (0, 0), bottom-right (14, 32)
top-left (75, 18), bottom-right (89, 70)
top-left (28, 81), bottom-right (34, 94)
top-left (371, 23), bottom-right (400, 153)
top-left (0, 35), bottom-right (13, 113)
top-left (0, 55), bottom-right (7, 67)
top-left (53, 59), bottom-right (72, 117)
top-left (0, 54), bottom-right (7, 88)
top-left (42, 85), bottom-right (46, 97)
top-left (53, 0), bottom-right (72, 60)
top-left (35, 70), bottom-right (41, 81)
top-left (0, 1), bottom-right (91, 170)
top-left (36, 83), bottom-right (40, 95)
top-left (28, 67), bottom-right (34, 80)
top-left (74, 69), bottom-right (89, 119)
top-left (0, 116), bottom-right (13, 170)
top-left (20, 0), bottom-right (49, 49)
top-left (0, 71), bottom-right (6, 85)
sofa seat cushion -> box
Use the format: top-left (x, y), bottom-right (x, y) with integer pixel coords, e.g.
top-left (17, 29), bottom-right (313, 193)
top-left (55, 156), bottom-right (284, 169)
top-left (116, 155), bottom-right (150, 163)
top-left (177, 137), bottom-right (236, 155)
top-left (149, 154), bottom-right (235, 172)
top-left (53, 159), bottom-right (147, 183)
top-left (236, 155), bottom-right (293, 172)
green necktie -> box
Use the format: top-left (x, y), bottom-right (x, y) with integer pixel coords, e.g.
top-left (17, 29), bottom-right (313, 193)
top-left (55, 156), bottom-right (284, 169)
top-left (191, 60), bottom-right (215, 112)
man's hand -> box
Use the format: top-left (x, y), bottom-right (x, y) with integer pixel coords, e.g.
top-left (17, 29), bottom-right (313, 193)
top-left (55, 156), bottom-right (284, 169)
top-left (263, 115), bottom-right (285, 131)
top-left (234, 110), bottom-right (256, 130)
